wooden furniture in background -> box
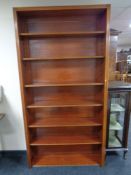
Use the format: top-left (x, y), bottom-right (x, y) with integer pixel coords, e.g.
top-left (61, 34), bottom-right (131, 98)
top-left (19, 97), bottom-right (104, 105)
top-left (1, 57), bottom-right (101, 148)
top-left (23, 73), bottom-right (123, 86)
top-left (116, 50), bottom-right (131, 82)
top-left (116, 61), bottom-right (128, 74)
top-left (117, 49), bottom-right (131, 75)
top-left (14, 5), bottom-right (110, 167)
top-left (127, 74), bottom-right (131, 82)
top-left (109, 29), bottom-right (121, 80)
top-left (117, 50), bottom-right (131, 62)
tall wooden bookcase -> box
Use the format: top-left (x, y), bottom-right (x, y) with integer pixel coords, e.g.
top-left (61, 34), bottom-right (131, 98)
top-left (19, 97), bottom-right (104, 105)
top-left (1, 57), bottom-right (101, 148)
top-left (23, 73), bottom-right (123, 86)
top-left (14, 5), bottom-right (110, 167)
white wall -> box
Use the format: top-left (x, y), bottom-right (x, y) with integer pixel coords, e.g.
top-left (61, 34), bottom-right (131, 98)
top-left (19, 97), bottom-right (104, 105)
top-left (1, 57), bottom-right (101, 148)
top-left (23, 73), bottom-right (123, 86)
top-left (0, 0), bottom-right (109, 150)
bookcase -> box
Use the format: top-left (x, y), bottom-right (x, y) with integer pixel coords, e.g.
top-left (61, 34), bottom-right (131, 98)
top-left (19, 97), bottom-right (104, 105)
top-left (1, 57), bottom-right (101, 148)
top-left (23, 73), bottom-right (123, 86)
top-left (14, 5), bottom-right (110, 167)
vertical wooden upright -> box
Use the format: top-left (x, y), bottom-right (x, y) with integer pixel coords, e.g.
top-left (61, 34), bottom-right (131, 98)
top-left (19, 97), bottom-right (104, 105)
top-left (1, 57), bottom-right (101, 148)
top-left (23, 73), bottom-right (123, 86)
top-left (14, 5), bottom-right (110, 167)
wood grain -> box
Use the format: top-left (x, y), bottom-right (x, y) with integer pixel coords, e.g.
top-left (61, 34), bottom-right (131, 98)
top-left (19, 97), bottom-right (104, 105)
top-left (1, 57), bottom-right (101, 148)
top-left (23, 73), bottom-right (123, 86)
top-left (29, 117), bottom-right (102, 128)
top-left (23, 59), bottom-right (104, 84)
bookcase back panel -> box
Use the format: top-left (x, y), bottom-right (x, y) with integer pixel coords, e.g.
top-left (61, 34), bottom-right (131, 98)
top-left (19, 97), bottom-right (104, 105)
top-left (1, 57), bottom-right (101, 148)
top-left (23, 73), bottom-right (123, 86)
top-left (25, 86), bottom-right (104, 105)
top-left (31, 144), bottom-right (101, 166)
top-left (26, 37), bottom-right (105, 58)
top-left (18, 9), bottom-right (106, 33)
top-left (30, 126), bottom-right (102, 141)
top-left (31, 144), bottom-right (101, 154)
top-left (23, 59), bottom-right (104, 84)
top-left (28, 107), bottom-right (102, 120)
top-left (27, 107), bottom-right (103, 129)
top-left (28, 16), bottom-right (105, 33)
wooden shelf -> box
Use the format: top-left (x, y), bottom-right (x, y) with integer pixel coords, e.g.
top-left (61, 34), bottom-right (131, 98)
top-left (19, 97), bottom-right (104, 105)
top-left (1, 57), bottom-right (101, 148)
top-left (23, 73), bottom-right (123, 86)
top-left (30, 135), bottom-right (101, 146)
top-left (32, 153), bottom-right (100, 166)
top-left (27, 102), bottom-right (103, 109)
top-left (20, 31), bottom-right (105, 38)
top-left (25, 83), bottom-right (104, 88)
top-left (23, 56), bottom-right (105, 61)
top-left (29, 117), bottom-right (102, 128)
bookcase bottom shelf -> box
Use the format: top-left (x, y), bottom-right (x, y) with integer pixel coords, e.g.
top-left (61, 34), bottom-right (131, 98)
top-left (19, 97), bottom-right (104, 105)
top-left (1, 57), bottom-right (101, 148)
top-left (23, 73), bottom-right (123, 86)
top-left (32, 152), bottom-right (100, 166)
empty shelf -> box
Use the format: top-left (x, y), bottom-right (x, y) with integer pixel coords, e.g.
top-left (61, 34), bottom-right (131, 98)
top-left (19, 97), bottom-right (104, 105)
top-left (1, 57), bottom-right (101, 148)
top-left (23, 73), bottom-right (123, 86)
top-left (29, 117), bottom-right (102, 128)
top-left (32, 153), bottom-right (100, 166)
top-left (27, 102), bottom-right (103, 108)
top-left (109, 122), bottom-right (123, 130)
top-left (30, 135), bottom-right (101, 146)
top-left (25, 83), bottom-right (104, 88)
top-left (108, 137), bottom-right (122, 148)
top-left (111, 104), bottom-right (125, 112)
top-left (23, 56), bottom-right (105, 61)
top-left (20, 31), bottom-right (105, 38)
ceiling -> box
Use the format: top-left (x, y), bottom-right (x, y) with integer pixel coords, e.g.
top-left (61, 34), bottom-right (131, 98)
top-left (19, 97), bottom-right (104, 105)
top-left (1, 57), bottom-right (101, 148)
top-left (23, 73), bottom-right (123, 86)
top-left (79, 0), bottom-right (131, 47)
top-left (11, 0), bottom-right (131, 47)
top-left (110, 0), bottom-right (131, 47)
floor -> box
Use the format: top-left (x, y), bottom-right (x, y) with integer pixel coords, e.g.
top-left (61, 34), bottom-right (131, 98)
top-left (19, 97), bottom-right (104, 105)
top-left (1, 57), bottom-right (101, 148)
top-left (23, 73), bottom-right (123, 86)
top-left (0, 128), bottom-right (131, 175)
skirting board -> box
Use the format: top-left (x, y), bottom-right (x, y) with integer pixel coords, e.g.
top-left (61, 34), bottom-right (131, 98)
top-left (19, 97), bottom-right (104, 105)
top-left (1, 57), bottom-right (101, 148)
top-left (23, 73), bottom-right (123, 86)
top-left (0, 150), bottom-right (26, 157)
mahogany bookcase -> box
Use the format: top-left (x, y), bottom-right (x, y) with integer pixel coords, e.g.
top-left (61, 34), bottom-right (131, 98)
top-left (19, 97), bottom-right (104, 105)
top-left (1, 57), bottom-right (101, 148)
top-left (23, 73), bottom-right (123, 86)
top-left (14, 5), bottom-right (110, 167)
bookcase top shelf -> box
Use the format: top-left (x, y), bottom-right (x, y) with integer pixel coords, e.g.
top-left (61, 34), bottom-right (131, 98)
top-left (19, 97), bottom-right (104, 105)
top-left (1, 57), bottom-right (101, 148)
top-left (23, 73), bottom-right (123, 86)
top-left (27, 102), bottom-right (103, 109)
top-left (20, 31), bottom-right (106, 38)
top-left (14, 4), bottom-right (110, 17)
